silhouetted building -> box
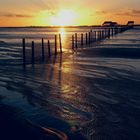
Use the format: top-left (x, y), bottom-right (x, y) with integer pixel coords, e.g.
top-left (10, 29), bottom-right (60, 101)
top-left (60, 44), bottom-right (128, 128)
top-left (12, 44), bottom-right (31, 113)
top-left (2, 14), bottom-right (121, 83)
top-left (102, 21), bottom-right (118, 27)
top-left (127, 21), bottom-right (134, 28)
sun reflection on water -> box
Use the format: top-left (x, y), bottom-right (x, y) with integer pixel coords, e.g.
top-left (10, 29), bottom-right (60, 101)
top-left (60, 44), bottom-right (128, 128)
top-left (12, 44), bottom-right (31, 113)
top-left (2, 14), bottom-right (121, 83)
top-left (58, 28), bottom-right (67, 51)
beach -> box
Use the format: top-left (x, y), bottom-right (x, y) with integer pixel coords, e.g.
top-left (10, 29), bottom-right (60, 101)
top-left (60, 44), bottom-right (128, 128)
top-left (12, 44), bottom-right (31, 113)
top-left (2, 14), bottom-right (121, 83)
top-left (0, 26), bottom-right (140, 140)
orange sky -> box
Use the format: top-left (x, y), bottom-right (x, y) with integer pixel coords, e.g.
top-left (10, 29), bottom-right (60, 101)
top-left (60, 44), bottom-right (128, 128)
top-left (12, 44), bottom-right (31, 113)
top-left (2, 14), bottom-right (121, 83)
top-left (0, 0), bottom-right (140, 26)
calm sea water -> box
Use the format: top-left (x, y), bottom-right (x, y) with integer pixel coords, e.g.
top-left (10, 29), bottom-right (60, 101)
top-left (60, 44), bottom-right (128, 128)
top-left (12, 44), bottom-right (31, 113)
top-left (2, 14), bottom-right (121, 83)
top-left (0, 27), bottom-right (140, 140)
top-left (0, 27), bottom-right (92, 47)
top-left (0, 27), bottom-right (93, 64)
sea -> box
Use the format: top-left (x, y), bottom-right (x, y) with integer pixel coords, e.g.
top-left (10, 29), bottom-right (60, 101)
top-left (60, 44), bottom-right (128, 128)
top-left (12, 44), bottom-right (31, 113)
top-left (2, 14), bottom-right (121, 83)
top-left (0, 26), bottom-right (140, 140)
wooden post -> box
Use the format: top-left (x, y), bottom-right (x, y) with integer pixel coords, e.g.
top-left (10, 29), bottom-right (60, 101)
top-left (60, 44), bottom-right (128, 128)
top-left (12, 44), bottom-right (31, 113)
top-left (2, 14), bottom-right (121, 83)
top-left (90, 30), bottom-right (92, 42)
top-left (112, 28), bottom-right (114, 36)
top-left (98, 31), bottom-right (100, 40)
top-left (48, 40), bottom-right (51, 57)
top-left (97, 31), bottom-right (99, 41)
top-left (59, 34), bottom-right (62, 53)
top-left (101, 30), bottom-right (103, 40)
top-left (75, 33), bottom-right (77, 49)
top-left (86, 33), bottom-right (88, 45)
top-left (72, 35), bottom-right (74, 50)
top-left (88, 32), bottom-right (91, 44)
top-left (106, 29), bottom-right (107, 37)
top-left (55, 35), bottom-right (57, 55)
top-left (41, 38), bottom-right (45, 60)
top-left (81, 33), bottom-right (83, 46)
top-left (115, 27), bottom-right (117, 34)
top-left (102, 30), bottom-right (105, 39)
top-left (22, 38), bottom-right (26, 65)
top-left (100, 31), bottom-right (102, 40)
top-left (108, 29), bottom-right (110, 38)
top-left (94, 31), bottom-right (97, 41)
top-left (31, 41), bottom-right (35, 64)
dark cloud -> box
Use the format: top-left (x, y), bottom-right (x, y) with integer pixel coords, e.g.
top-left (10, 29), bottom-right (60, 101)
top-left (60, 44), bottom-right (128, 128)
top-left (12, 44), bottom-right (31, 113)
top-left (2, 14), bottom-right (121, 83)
top-left (96, 9), bottom-right (140, 17)
top-left (115, 9), bottom-right (140, 17)
top-left (0, 12), bottom-right (34, 18)
top-left (96, 10), bottom-right (109, 15)
top-left (131, 9), bottom-right (140, 14)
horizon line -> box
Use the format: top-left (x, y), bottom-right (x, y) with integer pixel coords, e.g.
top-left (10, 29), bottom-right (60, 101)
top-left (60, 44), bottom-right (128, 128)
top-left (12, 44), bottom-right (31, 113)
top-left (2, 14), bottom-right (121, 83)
top-left (1, 24), bottom-right (140, 28)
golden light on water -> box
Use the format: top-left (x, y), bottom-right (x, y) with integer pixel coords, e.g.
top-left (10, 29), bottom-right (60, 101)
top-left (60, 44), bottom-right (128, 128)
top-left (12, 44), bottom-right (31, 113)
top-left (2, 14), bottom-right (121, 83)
top-left (50, 9), bottom-right (77, 26)
top-left (59, 28), bottom-right (65, 35)
top-left (59, 27), bottom-right (67, 51)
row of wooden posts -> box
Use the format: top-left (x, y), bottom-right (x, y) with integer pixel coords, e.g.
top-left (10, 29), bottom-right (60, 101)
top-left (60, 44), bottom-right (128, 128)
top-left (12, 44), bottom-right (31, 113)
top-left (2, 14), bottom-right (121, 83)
top-left (22, 26), bottom-right (130, 65)
top-left (71, 26), bottom-right (129, 50)
top-left (22, 34), bottom-right (62, 65)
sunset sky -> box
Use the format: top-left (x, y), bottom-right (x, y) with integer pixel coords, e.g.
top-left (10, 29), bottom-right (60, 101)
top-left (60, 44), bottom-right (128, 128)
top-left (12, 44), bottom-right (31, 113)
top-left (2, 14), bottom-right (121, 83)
top-left (0, 0), bottom-right (140, 26)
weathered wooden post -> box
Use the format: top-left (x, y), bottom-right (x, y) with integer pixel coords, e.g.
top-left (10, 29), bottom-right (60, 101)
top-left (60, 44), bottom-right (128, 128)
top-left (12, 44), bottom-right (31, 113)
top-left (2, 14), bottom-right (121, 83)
top-left (108, 29), bottom-right (110, 38)
top-left (88, 32), bottom-right (91, 44)
top-left (102, 30), bottom-right (105, 39)
top-left (98, 31), bottom-right (101, 40)
top-left (105, 29), bottom-right (107, 38)
top-left (41, 38), bottom-right (45, 60)
top-left (31, 41), bottom-right (35, 64)
top-left (86, 33), bottom-right (88, 45)
top-left (104, 29), bottom-right (106, 38)
top-left (90, 30), bottom-right (93, 42)
top-left (81, 33), bottom-right (83, 46)
top-left (22, 38), bottom-right (26, 65)
top-left (55, 35), bottom-right (57, 55)
top-left (75, 33), bottom-right (77, 49)
top-left (48, 40), bottom-right (51, 57)
top-left (101, 30), bottom-right (103, 40)
top-left (59, 34), bottom-right (62, 53)
top-left (94, 31), bottom-right (97, 42)
top-left (100, 31), bottom-right (102, 40)
top-left (97, 31), bottom-right (99, 40)
top-left (72, 35), bottom-right (74, 50)
top-left (112, 28), bottom-right (114, 36)
top-left (100, 30), bottom-right (102, 40)
top-left (115, 27), bottom-right (117, 34)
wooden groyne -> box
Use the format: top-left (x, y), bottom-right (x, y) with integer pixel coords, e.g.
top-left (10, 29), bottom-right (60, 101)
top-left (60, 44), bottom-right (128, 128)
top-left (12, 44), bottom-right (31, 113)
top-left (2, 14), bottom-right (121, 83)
top-left (71, 26), bottom-right (131, 51)
top-left (22, 25), bottom-right (132, 65)
top-left (22, 34), bottom-right (62, 65)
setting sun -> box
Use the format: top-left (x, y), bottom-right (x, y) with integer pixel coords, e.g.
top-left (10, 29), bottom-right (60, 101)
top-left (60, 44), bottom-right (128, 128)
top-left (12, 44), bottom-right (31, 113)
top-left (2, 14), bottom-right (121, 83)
top-left (50, 9), bottom-right (77, 26)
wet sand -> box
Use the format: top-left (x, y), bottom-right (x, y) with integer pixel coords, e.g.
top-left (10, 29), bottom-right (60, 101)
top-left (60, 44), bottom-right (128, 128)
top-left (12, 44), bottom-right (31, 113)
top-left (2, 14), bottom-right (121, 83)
top-left (0, 27), bottom-right (140, 140)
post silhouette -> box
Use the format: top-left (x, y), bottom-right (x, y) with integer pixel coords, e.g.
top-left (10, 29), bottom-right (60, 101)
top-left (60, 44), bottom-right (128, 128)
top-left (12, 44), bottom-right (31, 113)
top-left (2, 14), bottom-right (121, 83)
top-left (94, 31), bottom-right (97, 41)
top-left (86, 33), bottom-right (88, 45)
top-left (22, 38), bottom-right (26, 65)
top-left (48, 40), bottom-right (51, 57)
top-left (102, 30), bottom-right (105, 39)
top-left (75, 33), bottom-right (77, 49)
top-left (55, 35), bottom-right (57, 55)
top-left (81, 33), bottom-right (83, 46)
top-left (41, 38), bottom-right (45, 60)
top-left (59, 34), bottom-right (62, 53)
top-left (98, 31), bottom-right (101, 40)
top-left (72, 35), bottom-right (74, 50)
top-left (90, 30), bottom-right (93, 42)
top-left (31, 41), bottom-right (35, 64)
top-left (111, 28), bottom-right (114, 36)
top-left (88, 32), bottom-right (91, 44)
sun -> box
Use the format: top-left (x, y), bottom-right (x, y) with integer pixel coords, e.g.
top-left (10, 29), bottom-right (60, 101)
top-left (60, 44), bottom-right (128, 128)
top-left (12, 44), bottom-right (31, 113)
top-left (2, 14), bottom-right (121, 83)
top-left (50, 9), bottom-right (77, 26)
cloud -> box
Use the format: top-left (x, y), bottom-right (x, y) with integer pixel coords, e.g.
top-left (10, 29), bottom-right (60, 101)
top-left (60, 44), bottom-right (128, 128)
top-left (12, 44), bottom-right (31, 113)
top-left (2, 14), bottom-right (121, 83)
top-left (0, 12), bottom-right (34, 18)
top-left (96, 10), bottom-right (109, 15)
top-left (96, 9), bottom-right (140, 17)
top-left (115, 9), bottom-right (140, 17)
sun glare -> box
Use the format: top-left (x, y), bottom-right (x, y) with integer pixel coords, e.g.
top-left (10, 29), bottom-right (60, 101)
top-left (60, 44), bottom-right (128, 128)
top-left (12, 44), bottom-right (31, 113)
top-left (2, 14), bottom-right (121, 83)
top-left (50, 9), bottom-right (77, 26)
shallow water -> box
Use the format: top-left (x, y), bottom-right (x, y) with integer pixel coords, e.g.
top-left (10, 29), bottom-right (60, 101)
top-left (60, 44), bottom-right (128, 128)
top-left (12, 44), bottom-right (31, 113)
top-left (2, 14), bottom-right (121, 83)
top-left (0, 27), bottom-right (140, 140)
